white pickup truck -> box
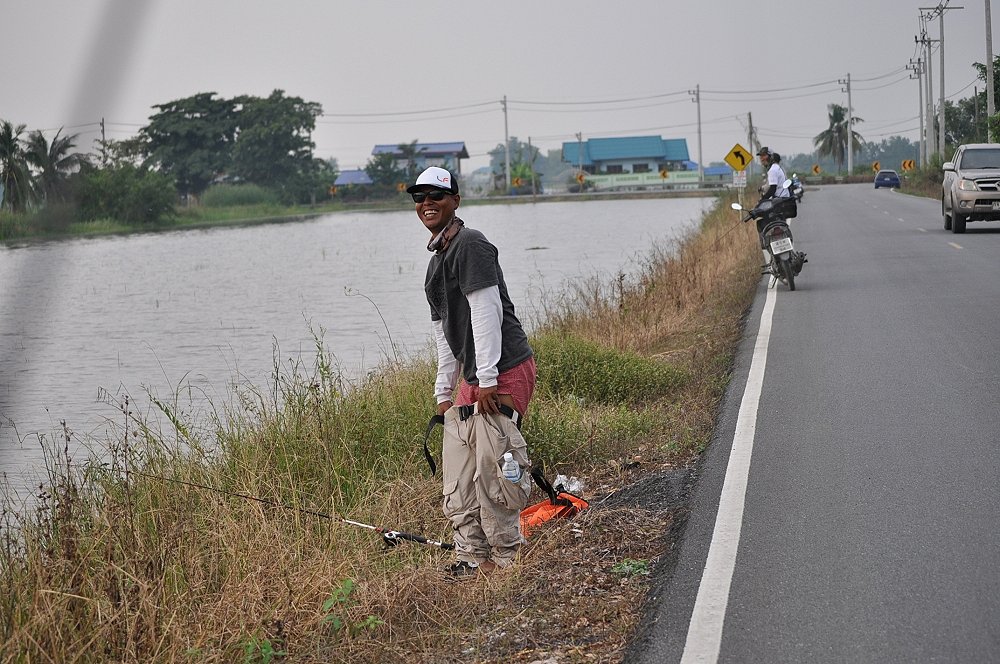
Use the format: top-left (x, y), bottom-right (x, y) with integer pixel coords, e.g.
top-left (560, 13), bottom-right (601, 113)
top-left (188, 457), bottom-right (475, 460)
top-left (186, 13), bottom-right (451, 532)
top-left (942, 143), bottom-right (1000, 234)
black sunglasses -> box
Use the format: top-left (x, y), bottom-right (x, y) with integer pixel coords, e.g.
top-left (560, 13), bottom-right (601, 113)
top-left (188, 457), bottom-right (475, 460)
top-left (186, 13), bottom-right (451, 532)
top-left (411, 189), bottom-right (451, 203)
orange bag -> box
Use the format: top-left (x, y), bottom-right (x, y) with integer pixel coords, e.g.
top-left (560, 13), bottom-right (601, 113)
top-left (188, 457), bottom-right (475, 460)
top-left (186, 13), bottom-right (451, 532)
top-left (520, 468), bottom-right (589, 537)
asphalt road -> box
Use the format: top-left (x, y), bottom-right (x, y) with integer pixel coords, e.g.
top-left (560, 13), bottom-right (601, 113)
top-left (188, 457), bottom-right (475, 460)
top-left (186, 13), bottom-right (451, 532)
top-left (629, 183), bottom-right (1000, 663)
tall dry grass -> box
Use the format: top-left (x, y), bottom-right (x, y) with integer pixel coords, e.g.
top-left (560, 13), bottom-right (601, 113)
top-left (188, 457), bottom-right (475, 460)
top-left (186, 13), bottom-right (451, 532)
top-left (0, 190), bottom-right (761, 662)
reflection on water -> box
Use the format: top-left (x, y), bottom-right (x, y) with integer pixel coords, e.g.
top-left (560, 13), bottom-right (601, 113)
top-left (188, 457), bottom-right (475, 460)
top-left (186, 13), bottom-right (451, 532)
top-left (0, 197), bottom-right (711, 487)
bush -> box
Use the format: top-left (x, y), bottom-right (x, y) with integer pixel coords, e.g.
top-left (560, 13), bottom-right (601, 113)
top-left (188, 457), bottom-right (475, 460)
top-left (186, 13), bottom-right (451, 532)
top-left (201, 183), bottom-right (280, 207)
top-left (76, 164), bottom-right (176, 225)
top-left (531, 332), bottom-right (688, 405)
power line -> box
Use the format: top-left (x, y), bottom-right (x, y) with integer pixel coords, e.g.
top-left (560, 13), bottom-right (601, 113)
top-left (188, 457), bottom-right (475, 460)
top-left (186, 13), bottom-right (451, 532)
top-left (508, 98), bottom-right (692, 114)
top-left (320, 100), bottom-right (497, 118)
top-left (508, 90), bottom-right (689, 105)
top-left (317, 107), bottom-right (497, 126)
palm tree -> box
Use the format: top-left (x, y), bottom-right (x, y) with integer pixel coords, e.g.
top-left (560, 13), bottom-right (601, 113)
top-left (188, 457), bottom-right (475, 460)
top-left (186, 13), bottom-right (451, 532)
top-left (25, 127), bottom-right (86, 201)
top-left (396, 139), bottom-right (422, 180)
top-left (25, 128), bottom-right (86, 204)
top-left (0, 120), bottom-right (32, 212)
top-left (813, 104), bottom-right (865, 173)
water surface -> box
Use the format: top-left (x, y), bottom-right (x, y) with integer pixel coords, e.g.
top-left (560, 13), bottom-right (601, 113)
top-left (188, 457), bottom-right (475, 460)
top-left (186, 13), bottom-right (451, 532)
top-left (0, 197), bottom-right (712, 487)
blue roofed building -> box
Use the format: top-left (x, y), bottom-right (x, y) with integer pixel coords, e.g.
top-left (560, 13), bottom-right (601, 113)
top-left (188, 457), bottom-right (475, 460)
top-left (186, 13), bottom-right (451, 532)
top-left (562, 136), bottom-right (705, 190)
top-left (333, 169), bottom-right (373, 187)
top-left (371, 141), bottom-right (469, 174)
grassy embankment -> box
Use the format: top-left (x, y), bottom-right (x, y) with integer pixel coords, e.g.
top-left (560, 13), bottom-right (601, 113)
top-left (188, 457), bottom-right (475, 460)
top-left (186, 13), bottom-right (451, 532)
top-left (0, 190), bottom-right (761, 662)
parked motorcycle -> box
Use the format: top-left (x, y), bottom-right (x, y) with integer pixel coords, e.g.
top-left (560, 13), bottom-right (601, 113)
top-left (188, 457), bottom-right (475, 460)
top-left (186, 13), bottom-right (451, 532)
top-left (790, 173), bottom-right (804, 202)
top-left (732, 182), bottom-right (806, 290)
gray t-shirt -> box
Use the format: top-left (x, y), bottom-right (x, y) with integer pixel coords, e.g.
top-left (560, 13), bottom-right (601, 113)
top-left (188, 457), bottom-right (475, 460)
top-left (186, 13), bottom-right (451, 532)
top-left (424, 224), bottom-right (532, 385)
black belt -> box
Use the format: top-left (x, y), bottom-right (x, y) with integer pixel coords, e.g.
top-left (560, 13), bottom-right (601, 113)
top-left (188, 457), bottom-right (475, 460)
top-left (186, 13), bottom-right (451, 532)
top-left (422, 404), bottom-right (523, 476)
top-left (456, 403), bottom-right (521, 429)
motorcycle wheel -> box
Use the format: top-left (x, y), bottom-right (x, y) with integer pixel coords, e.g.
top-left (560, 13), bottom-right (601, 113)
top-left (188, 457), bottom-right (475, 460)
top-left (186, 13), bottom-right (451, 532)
top-left (779, 255), bottom-right (796, 291)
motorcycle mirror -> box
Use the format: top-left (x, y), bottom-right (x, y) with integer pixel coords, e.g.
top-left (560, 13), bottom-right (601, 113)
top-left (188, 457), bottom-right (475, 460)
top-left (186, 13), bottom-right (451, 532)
top-left (731, 202), bottom-right (744, 211)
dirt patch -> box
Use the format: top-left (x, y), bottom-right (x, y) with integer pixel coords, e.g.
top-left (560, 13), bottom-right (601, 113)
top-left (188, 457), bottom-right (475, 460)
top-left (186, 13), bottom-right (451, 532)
top-left (434, 461), bottom-right (700, 664)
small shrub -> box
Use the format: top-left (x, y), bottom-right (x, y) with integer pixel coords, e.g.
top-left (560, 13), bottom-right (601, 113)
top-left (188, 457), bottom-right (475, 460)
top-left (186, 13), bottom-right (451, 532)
top-left (532, 332), bottom-right (687, 405)
top-left (76, 163), bottom-right (176, 225)
top-left (524, 397), bottom-right (669, 467)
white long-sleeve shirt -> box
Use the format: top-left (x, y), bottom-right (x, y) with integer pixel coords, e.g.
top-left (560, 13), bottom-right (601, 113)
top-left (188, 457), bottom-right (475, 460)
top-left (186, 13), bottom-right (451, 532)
top-left (433, 285), bottom-right (502, 404)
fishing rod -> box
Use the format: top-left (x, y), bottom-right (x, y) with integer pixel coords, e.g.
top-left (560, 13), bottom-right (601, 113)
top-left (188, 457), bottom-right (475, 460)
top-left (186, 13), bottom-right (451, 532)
top-left (127, 469), bottom-right (453, 550)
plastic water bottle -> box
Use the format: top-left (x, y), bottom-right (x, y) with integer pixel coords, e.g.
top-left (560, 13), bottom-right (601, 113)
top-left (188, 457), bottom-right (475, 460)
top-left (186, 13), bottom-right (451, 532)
top-left (501, 452), bottom-right (522, 483)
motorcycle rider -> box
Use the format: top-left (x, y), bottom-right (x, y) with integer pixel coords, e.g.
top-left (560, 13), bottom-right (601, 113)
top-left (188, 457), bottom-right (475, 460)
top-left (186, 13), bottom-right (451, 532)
top-left (754, 147), bottom-right (805, 272)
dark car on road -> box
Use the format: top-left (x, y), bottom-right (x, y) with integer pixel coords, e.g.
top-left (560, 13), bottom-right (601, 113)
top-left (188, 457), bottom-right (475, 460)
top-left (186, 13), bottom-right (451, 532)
top-left (874, 169), bottom-right (901, 189)
top-left (942, 143), bottom-right (1000, 233)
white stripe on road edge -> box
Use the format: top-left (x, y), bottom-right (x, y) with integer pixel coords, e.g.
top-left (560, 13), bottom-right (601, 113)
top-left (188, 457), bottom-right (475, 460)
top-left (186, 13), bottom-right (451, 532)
top-left (948, 242), bottom-right (963, 250)
top-left (680, 285), bottom-right (777, 664)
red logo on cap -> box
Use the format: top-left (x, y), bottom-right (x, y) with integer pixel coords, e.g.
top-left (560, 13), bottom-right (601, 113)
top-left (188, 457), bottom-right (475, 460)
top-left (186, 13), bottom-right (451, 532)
top-left (437, 175), bottom-right (450, 183)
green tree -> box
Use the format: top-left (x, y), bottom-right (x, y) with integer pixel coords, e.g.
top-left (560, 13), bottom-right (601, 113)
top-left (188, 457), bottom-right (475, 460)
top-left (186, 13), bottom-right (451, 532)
top-left (230, 89), bottom-right (322, 200)
top-left (364, 152), bottom-right (404, 186)
top-left (813, 104), bottom-right (865, 173)
top-left (489, 137), bottom-right (545, 192)
top-left (972, 55), bottom-right (1000, 107)
top-left (945, 55), bottom-right (1000, 146)
top-left (142, 92), bottom-right (240, 200)
top-left (282, 157), bottom-right (337, 205)
top-left (944, 96), bottom-right (983, 149)
top-left (395, 140), bottom-right (421, 181)
top-left (859, 136), bottom-right (919, 172)
top-left (103, 136), bottom-right (150, 168)
top-left (0, 120), bottom-right (32, 212)
top-left (24, 128), bottom-right (88, 204)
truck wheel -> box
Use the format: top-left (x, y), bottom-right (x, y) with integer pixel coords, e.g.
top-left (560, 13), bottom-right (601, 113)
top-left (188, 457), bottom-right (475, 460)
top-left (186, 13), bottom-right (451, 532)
top-left (942, 198), bottom-right (952, 230)
top-left (952, 213), bottom-right (967, 234)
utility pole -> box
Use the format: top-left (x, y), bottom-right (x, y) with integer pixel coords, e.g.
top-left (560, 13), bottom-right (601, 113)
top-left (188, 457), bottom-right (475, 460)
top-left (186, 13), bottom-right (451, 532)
top-left (922, 3), bottom-right (965, 157)
top-left (908, 59), bottom-right (927, 165)
top-left (576, 131), bottom-right (583, 175)
top-left (839, 73), bottom-right (854, 174)
top-left (916, 23), bottom-right (939, 158)
top-left (689, 84), bottom-right (703, 185)
top-left (527, 136), bottom-right (537, 200)
top-left (99, 117), bottom-right (107, 166)
top-left (501, 96), bottom-right (511, 193)
top-left (975, 86), bottom-right (981, 140)
top-left (987, 0), bottom-right (996, 142)
top-left (747, 112), bottom-right (756, 181)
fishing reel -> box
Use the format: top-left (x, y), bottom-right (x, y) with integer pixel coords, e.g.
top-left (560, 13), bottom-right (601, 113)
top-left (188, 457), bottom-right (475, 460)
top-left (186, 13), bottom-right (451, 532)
top-left (381, 531), bottom-right (403, 547)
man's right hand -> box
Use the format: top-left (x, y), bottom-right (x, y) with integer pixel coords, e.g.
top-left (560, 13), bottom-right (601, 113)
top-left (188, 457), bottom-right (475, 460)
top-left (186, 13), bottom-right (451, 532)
top-left (437, 400), bottom-right (453, 416)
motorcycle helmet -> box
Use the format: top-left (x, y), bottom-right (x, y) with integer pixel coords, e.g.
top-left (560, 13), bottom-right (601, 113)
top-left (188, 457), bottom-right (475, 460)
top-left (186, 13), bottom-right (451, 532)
top-left (771, 152), bottom-right (781, 163)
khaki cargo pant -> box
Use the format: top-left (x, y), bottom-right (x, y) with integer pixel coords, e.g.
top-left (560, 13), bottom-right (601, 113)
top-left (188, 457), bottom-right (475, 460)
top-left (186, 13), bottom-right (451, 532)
top-left (441, 406), bottom-right (532, 567)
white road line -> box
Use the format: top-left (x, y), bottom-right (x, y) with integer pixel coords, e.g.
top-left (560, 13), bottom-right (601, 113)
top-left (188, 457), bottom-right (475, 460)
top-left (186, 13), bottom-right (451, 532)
top-left (948, 242), bottom-right (963, 249)
top-left (918, 228), bottom-right (928, 233)
top-left (680, 286), bottom-right (777, 664)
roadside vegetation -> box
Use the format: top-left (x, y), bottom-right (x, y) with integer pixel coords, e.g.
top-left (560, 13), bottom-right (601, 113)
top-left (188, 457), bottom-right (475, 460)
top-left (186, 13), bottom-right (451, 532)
top-left (0, 189), bottom-right (761, 662)
top-left (900, 155), bottom-right (947, 200)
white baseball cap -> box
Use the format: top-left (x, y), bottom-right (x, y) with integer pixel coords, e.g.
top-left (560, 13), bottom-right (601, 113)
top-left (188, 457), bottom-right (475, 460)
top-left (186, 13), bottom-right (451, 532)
top-left (406, 166), bottom-right (458, 194)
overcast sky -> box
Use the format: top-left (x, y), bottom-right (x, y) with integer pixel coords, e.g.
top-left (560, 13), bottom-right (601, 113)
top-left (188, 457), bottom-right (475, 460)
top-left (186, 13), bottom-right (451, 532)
top-left (4, 1), bottom-right (995, 173)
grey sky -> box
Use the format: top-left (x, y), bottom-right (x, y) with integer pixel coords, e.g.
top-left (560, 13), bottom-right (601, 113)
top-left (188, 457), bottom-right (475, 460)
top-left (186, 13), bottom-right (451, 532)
top-left (4, 1), bottom-right (994, 173)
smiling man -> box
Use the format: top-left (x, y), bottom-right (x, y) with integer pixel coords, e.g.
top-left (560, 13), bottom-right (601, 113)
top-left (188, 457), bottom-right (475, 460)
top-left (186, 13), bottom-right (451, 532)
top-left (409, 166), bottom-right (536, 578)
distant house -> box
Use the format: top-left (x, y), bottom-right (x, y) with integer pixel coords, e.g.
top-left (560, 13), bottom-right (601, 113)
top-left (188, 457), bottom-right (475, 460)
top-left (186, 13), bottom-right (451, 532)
top-left (371, 142), bottom-right (469, 174)
top-left (333, 169), bottom-right (373, 186)
top-left (562, 136), bottom-right (690, 175)
top-left (561, 136), bottom-right (702, 190)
